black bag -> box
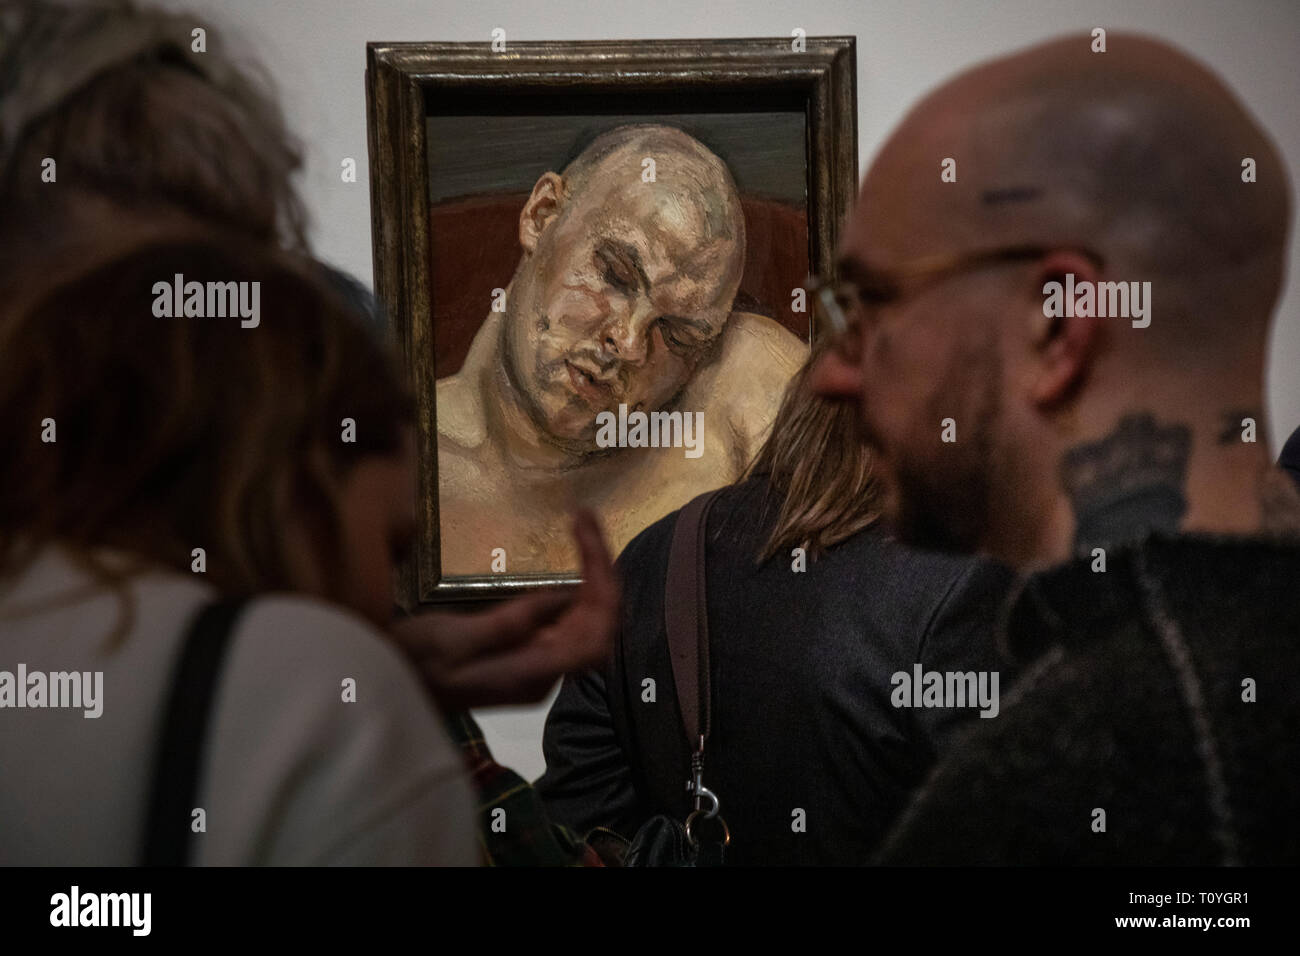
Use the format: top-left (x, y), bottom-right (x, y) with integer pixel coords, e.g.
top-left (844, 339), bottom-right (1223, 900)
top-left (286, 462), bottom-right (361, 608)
top-left (140, 599), bottom-right (247, 866)
top-left (624, 489), bottom-right (731, 867)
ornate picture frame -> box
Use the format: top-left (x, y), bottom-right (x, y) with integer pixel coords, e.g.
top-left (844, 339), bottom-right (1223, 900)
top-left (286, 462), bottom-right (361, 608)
top-left (366, 37), bottom-right (857, 606)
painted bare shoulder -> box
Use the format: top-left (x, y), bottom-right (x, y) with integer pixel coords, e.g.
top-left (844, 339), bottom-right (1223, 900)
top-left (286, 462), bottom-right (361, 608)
top-left (435, 373), bottom-right (487, 449)
top-left (673, 311), bottom-right (806, 473)
top-left (699, 309), bottom-right (806, 420)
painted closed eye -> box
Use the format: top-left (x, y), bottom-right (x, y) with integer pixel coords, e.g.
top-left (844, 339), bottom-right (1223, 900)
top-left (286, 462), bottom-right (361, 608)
top-left (658, 319), bottom-right (707, 352)
top-left (595, 249), bottom-right (636, 294)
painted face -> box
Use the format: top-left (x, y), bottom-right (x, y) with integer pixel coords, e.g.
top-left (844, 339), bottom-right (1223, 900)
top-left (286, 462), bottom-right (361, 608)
top-left (503, 159), bottom-right (744, 449)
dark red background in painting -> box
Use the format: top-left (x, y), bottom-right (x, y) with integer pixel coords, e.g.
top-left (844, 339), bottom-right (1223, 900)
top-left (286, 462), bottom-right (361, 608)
top-left (428, 194), bottom-right (811, 378)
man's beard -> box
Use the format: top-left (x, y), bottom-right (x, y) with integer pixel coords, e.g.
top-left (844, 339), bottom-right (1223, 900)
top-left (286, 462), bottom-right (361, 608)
top-left (888, 448), bottom-right (996, 553)
top-left (884, 348), bottom-right (1002, 555)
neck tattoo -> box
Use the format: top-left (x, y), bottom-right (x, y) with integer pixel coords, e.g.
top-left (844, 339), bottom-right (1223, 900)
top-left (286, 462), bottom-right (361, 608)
top-left (1060, 412), bottom-right (1192, 554)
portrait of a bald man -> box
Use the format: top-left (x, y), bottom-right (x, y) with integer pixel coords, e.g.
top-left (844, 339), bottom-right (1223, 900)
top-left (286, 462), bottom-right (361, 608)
top-left (436, 124), bottom-right (806, 575)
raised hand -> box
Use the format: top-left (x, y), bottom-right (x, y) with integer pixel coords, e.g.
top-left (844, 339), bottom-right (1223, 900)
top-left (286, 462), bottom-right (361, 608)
top-left (391, 508), bottom-right (619, 710)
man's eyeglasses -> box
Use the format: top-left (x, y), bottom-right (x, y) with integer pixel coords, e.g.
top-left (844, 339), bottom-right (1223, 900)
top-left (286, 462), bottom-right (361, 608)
top-left (809, 244), bottom-right (1106, 362)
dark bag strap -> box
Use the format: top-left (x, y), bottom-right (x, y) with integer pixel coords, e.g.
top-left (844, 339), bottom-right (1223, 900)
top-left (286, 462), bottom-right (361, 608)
top-left (141, 598), bottom-right (247, 867)
top-left (664, 489), bottom-right (725, 749)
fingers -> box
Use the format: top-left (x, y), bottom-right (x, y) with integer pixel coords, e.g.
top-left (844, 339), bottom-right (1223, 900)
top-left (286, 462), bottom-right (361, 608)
top-left (431, 642), bottom-right (572, 710)
top-left (391, 588), bottom-right (573, 667)
top-left (465, 588), bottom-right (575, 654)
top-left (553, 508), bottom-right (619, 665)
top-left (571, 507), bottom-right (618, 613)
top-left (389, 509), bottom-right (619, 709)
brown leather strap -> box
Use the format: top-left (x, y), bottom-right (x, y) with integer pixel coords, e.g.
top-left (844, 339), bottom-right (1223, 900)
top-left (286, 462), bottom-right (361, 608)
top-left (664, 488), bottom-right (725, 748)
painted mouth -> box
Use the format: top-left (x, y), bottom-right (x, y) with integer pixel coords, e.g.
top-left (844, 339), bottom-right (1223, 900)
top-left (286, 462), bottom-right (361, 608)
top-left (565, 360), bottom-right (615, 405)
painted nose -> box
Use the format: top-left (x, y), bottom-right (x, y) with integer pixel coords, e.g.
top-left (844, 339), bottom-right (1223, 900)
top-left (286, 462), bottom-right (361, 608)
top-left (601, 309), bottom-right (650, 365)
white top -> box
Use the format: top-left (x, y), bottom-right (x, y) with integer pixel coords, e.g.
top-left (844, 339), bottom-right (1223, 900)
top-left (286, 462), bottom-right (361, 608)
top-left (0, 544), bottom-right (478, 865)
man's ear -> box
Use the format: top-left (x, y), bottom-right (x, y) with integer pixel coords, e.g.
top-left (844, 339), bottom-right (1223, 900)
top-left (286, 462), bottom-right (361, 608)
top-left (519, 172), bottom-right (566, 254)
top-left (1027, 250), bottom-right (1106, 408)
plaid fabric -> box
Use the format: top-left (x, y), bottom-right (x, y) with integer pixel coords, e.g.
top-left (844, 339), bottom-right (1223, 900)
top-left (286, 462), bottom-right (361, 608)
top-left (445, 710), bottom-right (625, 867)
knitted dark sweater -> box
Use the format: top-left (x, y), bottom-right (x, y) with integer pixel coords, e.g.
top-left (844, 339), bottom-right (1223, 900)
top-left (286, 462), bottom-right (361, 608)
top-left (877, 532), bottom-right (1300, 865)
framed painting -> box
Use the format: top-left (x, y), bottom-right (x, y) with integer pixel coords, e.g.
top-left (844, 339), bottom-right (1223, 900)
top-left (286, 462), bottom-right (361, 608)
top-left (366, 37), bottom-right (857, 606)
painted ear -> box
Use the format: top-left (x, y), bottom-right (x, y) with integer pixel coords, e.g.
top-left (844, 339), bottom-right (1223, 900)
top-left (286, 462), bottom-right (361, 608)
top-left (519, 172), bottom-right (565, 254)
top-left (1030, 251), bottom-right (1105, 408)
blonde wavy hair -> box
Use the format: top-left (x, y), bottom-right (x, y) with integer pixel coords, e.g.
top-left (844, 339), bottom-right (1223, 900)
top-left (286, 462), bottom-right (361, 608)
top-left (743, 339), bottom-right (881, 562)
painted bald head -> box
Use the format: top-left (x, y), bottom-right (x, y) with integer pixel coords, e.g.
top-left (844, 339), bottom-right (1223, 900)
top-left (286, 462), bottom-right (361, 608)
top-left (813, 33), bottom-right (1292, 560)
top-left (501, 124), bottom-right (746, 451)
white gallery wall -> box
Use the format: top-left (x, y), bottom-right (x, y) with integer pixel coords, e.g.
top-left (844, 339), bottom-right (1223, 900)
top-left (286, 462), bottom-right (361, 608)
top-left (163, 0), bottom-right (1300, 779)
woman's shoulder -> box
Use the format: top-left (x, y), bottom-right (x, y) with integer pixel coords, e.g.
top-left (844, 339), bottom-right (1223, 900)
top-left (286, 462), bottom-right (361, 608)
top-left (218, 593), bottom-right (441, 727)
top-left (8, 545), bottom-right (449, 743)
top-left (200, 594), bottom-right (475, 864)
top-left (233, 592), bottom-right (395, 655)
